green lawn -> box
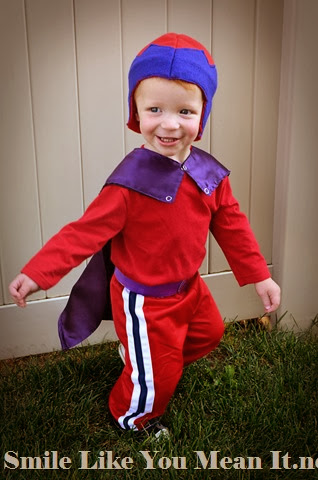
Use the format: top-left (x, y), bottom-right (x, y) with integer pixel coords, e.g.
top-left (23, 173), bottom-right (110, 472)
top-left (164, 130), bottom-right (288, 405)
top-left (1, 321), bottom-right (318, 479)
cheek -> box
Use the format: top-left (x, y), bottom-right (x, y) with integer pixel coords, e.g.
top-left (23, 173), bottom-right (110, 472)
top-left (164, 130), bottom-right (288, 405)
top-left (186, 120), bottom-right (201, 138)
top-left (139, 116), bottom-right (156, 134)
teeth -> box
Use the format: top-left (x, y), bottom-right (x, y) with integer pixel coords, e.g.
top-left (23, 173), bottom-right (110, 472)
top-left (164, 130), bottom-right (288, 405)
top-left (160, 137), bottom-right (177, 143)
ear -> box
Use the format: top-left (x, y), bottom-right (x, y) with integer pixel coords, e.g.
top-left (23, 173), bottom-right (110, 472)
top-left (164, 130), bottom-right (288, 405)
top-left (135, 111), bottom-right (140, 122)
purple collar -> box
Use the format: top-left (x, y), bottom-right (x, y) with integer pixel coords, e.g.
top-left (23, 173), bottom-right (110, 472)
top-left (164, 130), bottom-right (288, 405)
top-left (58, 146), bottom-right (229, 350)
top-left (106, 146), bottom-right (230, 202)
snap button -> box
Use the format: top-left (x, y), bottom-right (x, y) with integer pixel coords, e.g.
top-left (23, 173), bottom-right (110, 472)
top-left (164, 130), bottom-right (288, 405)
top-left (182, 165), bottom-right (188, 171)
top-left (204, 188), bottom-right (210, 195)
top-left (166, 195), bottom-right (173, 202)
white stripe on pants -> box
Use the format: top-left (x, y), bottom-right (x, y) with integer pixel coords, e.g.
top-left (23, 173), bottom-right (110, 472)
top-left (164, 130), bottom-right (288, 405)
top-left (118, 288), bottom-right (155, 430)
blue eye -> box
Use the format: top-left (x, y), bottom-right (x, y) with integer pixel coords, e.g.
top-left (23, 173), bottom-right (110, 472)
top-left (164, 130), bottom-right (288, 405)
top-left (150, 107), bottom-right (160, 113)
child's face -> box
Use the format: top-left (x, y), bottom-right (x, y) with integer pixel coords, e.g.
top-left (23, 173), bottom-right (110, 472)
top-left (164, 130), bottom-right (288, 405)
top-left (134, 77), bottom-right (203, 163)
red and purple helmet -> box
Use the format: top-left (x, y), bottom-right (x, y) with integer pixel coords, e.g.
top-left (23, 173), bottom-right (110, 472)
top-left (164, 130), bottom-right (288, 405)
top-left (127, 32), bottom-right (218, 141)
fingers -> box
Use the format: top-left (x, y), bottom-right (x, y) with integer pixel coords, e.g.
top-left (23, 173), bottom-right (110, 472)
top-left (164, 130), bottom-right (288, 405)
top-left (268, 290), bottom-right (281, 312)
top-left (8, 274), bottom-right (39, 308)
top-left (255, 278), bottom-right (281, 313)
top-left (9, 278), bottom-right (26, 307)
top-left (261, 291), bottom-right (280, 313)
top-left (259, 292), bottom-right (273, 313)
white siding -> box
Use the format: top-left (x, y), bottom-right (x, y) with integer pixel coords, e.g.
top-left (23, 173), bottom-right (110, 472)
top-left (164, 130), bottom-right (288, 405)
top-left (0, 0), bottom-right (283, 358)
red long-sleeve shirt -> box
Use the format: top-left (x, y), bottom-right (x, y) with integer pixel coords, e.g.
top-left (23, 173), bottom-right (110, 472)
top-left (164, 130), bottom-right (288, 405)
top-left (22, 173), bottom-right (270, 290)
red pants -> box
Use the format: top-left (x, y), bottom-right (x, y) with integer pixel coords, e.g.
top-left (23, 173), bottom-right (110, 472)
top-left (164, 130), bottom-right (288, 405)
top-left (108, 273), bottom-right (224, 430)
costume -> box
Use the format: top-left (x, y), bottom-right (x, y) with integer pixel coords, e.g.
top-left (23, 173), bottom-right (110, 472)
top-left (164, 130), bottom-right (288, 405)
top-left (22, 146), bottom-right (270, 429)
top-left (108, 268), bottom-right (225, 429)
top-left (21, 33), bottom-right (271, 430)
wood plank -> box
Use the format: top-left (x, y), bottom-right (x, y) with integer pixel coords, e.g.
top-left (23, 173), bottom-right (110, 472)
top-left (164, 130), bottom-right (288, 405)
top-left (211, 0), bottom-right (255, 208)
top-left (74, 0), bottom-right (125, 206)
top-left (250, 0), bottom-right (283, 262)
top-left (210, 0), bottom-right (256, 273)
top-left (25, 0), bottom-right (84, 297)
top-left (273, 0), bottom-right (318, 331)
top-left (167, 0), bottom-right (212, 42)
top-left (0, 0), bottom-right (44, 304)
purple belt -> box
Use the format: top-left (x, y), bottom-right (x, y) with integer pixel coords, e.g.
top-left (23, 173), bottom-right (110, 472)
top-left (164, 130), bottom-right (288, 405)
top-left (114, 267), bottom-right (190, 297)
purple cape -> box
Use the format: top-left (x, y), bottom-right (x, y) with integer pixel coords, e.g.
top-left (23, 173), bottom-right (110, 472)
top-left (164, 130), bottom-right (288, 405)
top-left (58, 147), bottom-right (230, 349)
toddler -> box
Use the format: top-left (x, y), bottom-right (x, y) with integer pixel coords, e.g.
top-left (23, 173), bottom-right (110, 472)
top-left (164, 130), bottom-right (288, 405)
top-left (9, 33), bottom-right (280, 436)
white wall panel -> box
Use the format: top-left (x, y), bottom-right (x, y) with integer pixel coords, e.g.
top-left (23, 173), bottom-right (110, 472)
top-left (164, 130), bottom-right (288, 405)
top-left (211, 0), bottom-right (255, 210)
top-left (210, 0), bottom-right (256, 274)
top-left (25, 0), bottom-right (84, 297)
top-left (74, 0), bottom-right (125, 206)
top-left (250, 0), bottom-right (283, 261)
top-left (209, 0), bottom-right (283, 273)
top-left (0, 0), bottom-right (44, 304)
top-left (273, 0), bottom-right (318, 331)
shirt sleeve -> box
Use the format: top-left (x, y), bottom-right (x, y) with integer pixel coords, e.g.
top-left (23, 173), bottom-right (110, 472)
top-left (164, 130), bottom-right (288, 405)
top-left (210, 176), bottom-right (271, 286)
top-left (21, 185), bottom-right (128, 290)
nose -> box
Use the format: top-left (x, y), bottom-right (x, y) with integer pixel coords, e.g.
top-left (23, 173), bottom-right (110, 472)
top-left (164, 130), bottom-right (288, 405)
top-left (161, 113), bottom-right (179, 130)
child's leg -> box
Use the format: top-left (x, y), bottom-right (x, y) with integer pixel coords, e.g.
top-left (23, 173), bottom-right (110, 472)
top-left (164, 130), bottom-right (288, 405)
top-left (108, 275), bottom-right (198, 431)
top-left (182, 276), bottom-right (225, 366)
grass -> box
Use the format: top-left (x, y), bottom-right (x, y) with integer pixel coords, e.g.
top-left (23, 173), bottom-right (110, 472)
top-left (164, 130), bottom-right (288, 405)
top-left (1, 321), bottom-right (318, 479)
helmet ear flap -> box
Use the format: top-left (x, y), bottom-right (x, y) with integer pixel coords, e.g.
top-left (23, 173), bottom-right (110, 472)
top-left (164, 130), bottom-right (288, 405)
top-left (132, 95), bottom-right (140, 127)
top-left (128, 81), bottom-right (143, 134)
top-left (196, 99), bottom-right (207, 141)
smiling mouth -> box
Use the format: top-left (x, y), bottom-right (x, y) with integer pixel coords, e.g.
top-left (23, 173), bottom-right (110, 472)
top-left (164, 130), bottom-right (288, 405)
top-left (158, 136), bottom-right (179, 144)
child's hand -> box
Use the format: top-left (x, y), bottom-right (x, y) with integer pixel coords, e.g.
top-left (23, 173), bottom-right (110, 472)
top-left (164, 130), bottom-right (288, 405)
top-left (9, 274), bottom-right (40, 308)
top-left (254, 278), bottom-right (281, 313)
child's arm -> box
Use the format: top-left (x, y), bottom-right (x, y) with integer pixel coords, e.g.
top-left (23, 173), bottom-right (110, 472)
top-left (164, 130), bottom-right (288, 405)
top-left (254, 277), bottom-right (281, 313)
top-left (9, 273), bottom-right (40, 308)
top-left (211, 177), bottom-right (281, 311)
top-left (8, 185), bottom-right (128, 305)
